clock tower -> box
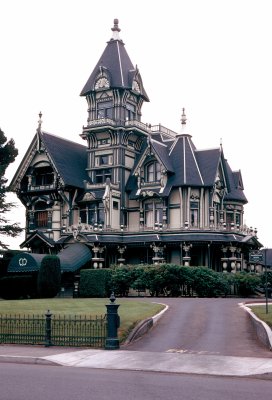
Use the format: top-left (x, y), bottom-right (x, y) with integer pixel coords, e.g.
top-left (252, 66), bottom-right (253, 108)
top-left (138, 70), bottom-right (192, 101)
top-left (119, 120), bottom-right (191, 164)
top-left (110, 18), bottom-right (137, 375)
top-left (80, 19), bottom-right (150, 228)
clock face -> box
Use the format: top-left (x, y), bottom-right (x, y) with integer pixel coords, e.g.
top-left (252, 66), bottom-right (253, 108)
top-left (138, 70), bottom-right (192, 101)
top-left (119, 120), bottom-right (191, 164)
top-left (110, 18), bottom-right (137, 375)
top-left (95, 77), bottom-right (110, 90)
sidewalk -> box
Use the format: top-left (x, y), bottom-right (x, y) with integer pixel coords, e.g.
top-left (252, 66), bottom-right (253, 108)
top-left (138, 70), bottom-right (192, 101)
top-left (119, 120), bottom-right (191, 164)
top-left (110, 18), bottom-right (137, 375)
top-left (1, 344), bottom-right (272, 377)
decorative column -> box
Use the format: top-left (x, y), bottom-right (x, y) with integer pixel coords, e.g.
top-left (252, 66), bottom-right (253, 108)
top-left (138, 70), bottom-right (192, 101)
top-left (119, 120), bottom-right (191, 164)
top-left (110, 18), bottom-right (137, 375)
top-left (117, 246), bottom-right (126, 266)
top-left (139, 207), bottom-right (144, 230)
top-left (91, 244), bottom-right (105, 269)
top-left (150, 243), bottom-right (164, 265)
top-left (229, 246), bottom-right (237, 273)
top-left (236, 248), bottom-right (242, 271)
top-left (28, 211), bottom-right (35, 231)
top-left (181, 243), bottom-right (191, 266)
top-left (221, 246), bottom-right (228, 273)
top-left (209, 207), bottom-right (214, 228)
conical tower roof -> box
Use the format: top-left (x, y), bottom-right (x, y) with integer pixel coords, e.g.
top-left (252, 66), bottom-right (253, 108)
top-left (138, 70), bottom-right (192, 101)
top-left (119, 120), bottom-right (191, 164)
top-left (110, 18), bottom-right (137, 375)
top-left (80, 19), bottom-right (149, 101)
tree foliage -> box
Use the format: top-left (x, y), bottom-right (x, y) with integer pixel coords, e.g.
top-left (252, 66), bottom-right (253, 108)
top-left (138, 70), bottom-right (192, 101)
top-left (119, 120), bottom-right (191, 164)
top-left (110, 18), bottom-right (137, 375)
top-left (37, 255), bottom-right (61, 298)
top-left (0, 128), bottom-right (22, 249)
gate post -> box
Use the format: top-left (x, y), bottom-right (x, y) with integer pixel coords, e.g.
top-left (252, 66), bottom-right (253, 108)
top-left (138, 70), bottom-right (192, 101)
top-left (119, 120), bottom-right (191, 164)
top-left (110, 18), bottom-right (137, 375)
top-left (45, 310), bottom-right (52, 347)
top-left (105, 293), bottom-right (120, 350)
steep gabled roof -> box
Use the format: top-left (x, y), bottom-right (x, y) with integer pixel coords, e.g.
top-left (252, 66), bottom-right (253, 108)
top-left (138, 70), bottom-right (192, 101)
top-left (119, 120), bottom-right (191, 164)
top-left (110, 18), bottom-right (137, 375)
top-left (195, 148), bottom-right (221, 186)
top-left (224, 161), bottom-right (248, 203)
top-left (41, 132), bottom-right (89, 188)
top-left (80, 19), bottom-right (149, 101)
top-left (168, 134), bottom-right (204, 186)
top-left (10, 129), bottom-right (89, 191)
top-left (151, 139), bottom-right (174, 172)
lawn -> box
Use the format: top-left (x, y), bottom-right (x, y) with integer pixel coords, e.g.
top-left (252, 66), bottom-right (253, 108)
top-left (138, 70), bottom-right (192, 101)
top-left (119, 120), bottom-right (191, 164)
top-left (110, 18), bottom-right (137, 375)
top-left (249, 304), bottom-right (272, 329)
top-left (0, 298), bottom-right (165, 341)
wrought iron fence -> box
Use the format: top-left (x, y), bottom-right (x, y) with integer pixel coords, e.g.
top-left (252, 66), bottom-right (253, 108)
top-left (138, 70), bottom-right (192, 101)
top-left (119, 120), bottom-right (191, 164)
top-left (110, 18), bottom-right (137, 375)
top-left (0, 311), bottom-right (108, 348)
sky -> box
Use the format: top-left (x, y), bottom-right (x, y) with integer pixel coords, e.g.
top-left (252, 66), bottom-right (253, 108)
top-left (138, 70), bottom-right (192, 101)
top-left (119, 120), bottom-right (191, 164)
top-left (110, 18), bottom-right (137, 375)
top-left (1, 0), bottom-right (271, 249)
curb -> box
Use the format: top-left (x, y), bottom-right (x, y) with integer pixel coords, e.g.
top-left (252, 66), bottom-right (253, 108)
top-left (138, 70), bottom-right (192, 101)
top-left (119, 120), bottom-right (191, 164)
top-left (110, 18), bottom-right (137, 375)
top-left (240, 302), bottom-right (272, 350)
top-left (0, 355), bottom-right (60, 366)
top-left (123, 303), bottom-right (168, 345)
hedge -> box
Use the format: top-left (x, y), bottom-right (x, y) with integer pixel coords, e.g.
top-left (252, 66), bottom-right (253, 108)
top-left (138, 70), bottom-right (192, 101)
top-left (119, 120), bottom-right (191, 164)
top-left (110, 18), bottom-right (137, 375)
top-left (79, 269), bottom-right (112, 297)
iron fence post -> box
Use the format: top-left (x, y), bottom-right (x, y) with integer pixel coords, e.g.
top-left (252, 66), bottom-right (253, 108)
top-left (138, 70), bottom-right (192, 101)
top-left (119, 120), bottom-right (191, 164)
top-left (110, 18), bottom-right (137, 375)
top-left (45, 310), bottom-right (52, 347)
top-left (105, 292), bottom-right (120, 350)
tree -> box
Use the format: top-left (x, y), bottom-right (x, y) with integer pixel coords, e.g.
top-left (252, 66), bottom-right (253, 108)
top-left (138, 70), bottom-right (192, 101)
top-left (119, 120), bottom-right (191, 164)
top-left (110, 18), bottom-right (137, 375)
top-left (0, 128), bottom-right (23, 249)
top-left (37, 255), bottom-right (62, 298)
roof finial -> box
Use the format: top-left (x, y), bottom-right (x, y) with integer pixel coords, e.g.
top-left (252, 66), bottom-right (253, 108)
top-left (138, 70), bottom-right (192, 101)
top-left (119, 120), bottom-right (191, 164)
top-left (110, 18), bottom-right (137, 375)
top-left (111, 19), bottom-right (121, 40)
top-left (37, 112), bottom-right (42, 132)
top-left (181, 108), bottom-right (187, 125)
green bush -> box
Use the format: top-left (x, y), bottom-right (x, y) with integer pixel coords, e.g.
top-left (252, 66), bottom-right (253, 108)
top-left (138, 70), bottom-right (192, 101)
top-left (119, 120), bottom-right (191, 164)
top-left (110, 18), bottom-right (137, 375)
top-left (109, 266), bottom-right (134, 297)
top-left (191, 267), bottom-right (230, 297)
top-left (37, 255), bottom-right (61, 298)
top-left (79, 269), bottom-right (112, 297)
top-left (231, 272), bottom-right (261, 297)
top-left (0, 275), bottom-right (37, 299)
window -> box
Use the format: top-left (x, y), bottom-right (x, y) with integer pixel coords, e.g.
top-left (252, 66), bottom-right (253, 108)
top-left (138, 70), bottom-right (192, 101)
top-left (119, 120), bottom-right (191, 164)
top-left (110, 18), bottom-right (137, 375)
top-left (33, 166), bottom-right (54, 186)
top-left (97, 138), bottom-right (110, 146)
top-left (95, 154), bottom-right (113, 166)
top-left (144, 201), bottom-right (163, 227)
top-left (145, 161), bottom-right (161, 183)
top-left (126, 103), bottom-right (136, 120)
top-left (190, 201), bottom-right (199, 227)
top-left (80, 203), bottom-right (104, 225)
top-left (34, 201), bottom-right (48, 228)
top-left (236, 213), bottom-right (241, 227)
top-left (97, 101), bottom-right (113, 119)
top-left (113, 201), bottom-right (119, 210)
top-left (95, 168), bottom-right (112, 184)
top-left (97, 202), bottom-right (104, 225)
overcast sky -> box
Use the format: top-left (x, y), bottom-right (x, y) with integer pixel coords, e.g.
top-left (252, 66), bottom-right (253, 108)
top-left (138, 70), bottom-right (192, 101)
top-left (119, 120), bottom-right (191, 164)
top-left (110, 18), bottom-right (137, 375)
top-left (1, 0), bottom-right (271, 249)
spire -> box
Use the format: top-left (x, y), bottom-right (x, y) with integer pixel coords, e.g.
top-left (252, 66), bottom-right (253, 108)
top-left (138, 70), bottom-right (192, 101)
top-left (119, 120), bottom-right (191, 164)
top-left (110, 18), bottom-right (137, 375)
top-left (181, 108), bottom-right (187, 126)
top-left (111, 18), bottom-right (121, 40)
top-left (220, 137), bottom-right (223, 152)
top-left (177, 107), bottom-right (187, 135)
top-left (36, 112), bottom-right (43, 151)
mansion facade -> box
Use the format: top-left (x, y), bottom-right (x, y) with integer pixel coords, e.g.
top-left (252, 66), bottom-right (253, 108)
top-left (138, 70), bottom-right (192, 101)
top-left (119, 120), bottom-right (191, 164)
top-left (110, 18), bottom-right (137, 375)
top-left (9, 20), bottom-right (261, 275)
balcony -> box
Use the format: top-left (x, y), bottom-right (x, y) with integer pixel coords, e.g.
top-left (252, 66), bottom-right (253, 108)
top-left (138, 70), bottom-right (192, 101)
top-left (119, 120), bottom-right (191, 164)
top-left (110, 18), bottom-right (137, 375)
top-left (63, 222), bottom-right (257, 237)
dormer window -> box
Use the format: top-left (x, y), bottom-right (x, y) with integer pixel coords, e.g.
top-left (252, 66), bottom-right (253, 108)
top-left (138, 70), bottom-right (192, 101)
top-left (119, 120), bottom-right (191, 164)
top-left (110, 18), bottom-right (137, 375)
top-left (132, 80), bottom-right (140, 93)
top-left (145, 161), bottom-right (161, 183)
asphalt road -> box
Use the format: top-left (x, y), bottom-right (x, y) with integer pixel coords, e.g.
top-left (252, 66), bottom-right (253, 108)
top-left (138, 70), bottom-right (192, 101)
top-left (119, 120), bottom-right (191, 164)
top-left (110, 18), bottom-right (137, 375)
top-left (1, 363), bottom-right (272, 400)
top-left (124, 298), bottom-right (271, 357)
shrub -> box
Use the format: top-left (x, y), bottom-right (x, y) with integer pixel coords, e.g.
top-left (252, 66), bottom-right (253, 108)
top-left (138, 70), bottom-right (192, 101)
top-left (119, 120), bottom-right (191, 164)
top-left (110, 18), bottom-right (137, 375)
top-left (79, 269), bottom-right (112, 297)
top-left (231, 272), bottom-right (261, 297)
top-left (191, 267), bottom-right (230, 297)
top-left (109, 266), bottom-right (134, 297)
top-left (37, 255), bottom-right (61, 298)
top-left (0, 275), bottom-right (37, 299)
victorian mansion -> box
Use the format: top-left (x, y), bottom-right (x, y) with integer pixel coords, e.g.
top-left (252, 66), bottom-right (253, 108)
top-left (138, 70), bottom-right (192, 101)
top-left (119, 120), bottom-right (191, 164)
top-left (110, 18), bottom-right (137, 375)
top-left (8, 20), bottom-right (261, 275)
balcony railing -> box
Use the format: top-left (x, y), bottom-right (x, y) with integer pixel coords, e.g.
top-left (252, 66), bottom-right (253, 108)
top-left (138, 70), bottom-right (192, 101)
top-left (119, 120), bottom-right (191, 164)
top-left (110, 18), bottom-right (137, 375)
top-left (63, 223), bottom-right (256, 237)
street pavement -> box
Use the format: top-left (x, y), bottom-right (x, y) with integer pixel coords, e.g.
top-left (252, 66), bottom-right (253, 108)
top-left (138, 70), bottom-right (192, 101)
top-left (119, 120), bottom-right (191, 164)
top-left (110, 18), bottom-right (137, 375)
top-left (0, 301), bottom-right (272, 378)
top-left (1, 344), bottom-right (272, 377)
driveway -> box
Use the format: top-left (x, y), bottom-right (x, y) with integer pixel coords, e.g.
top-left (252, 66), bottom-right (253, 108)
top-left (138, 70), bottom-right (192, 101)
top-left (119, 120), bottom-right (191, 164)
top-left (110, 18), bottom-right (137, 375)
top-left (124, 298), bottom-right (271, 358)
